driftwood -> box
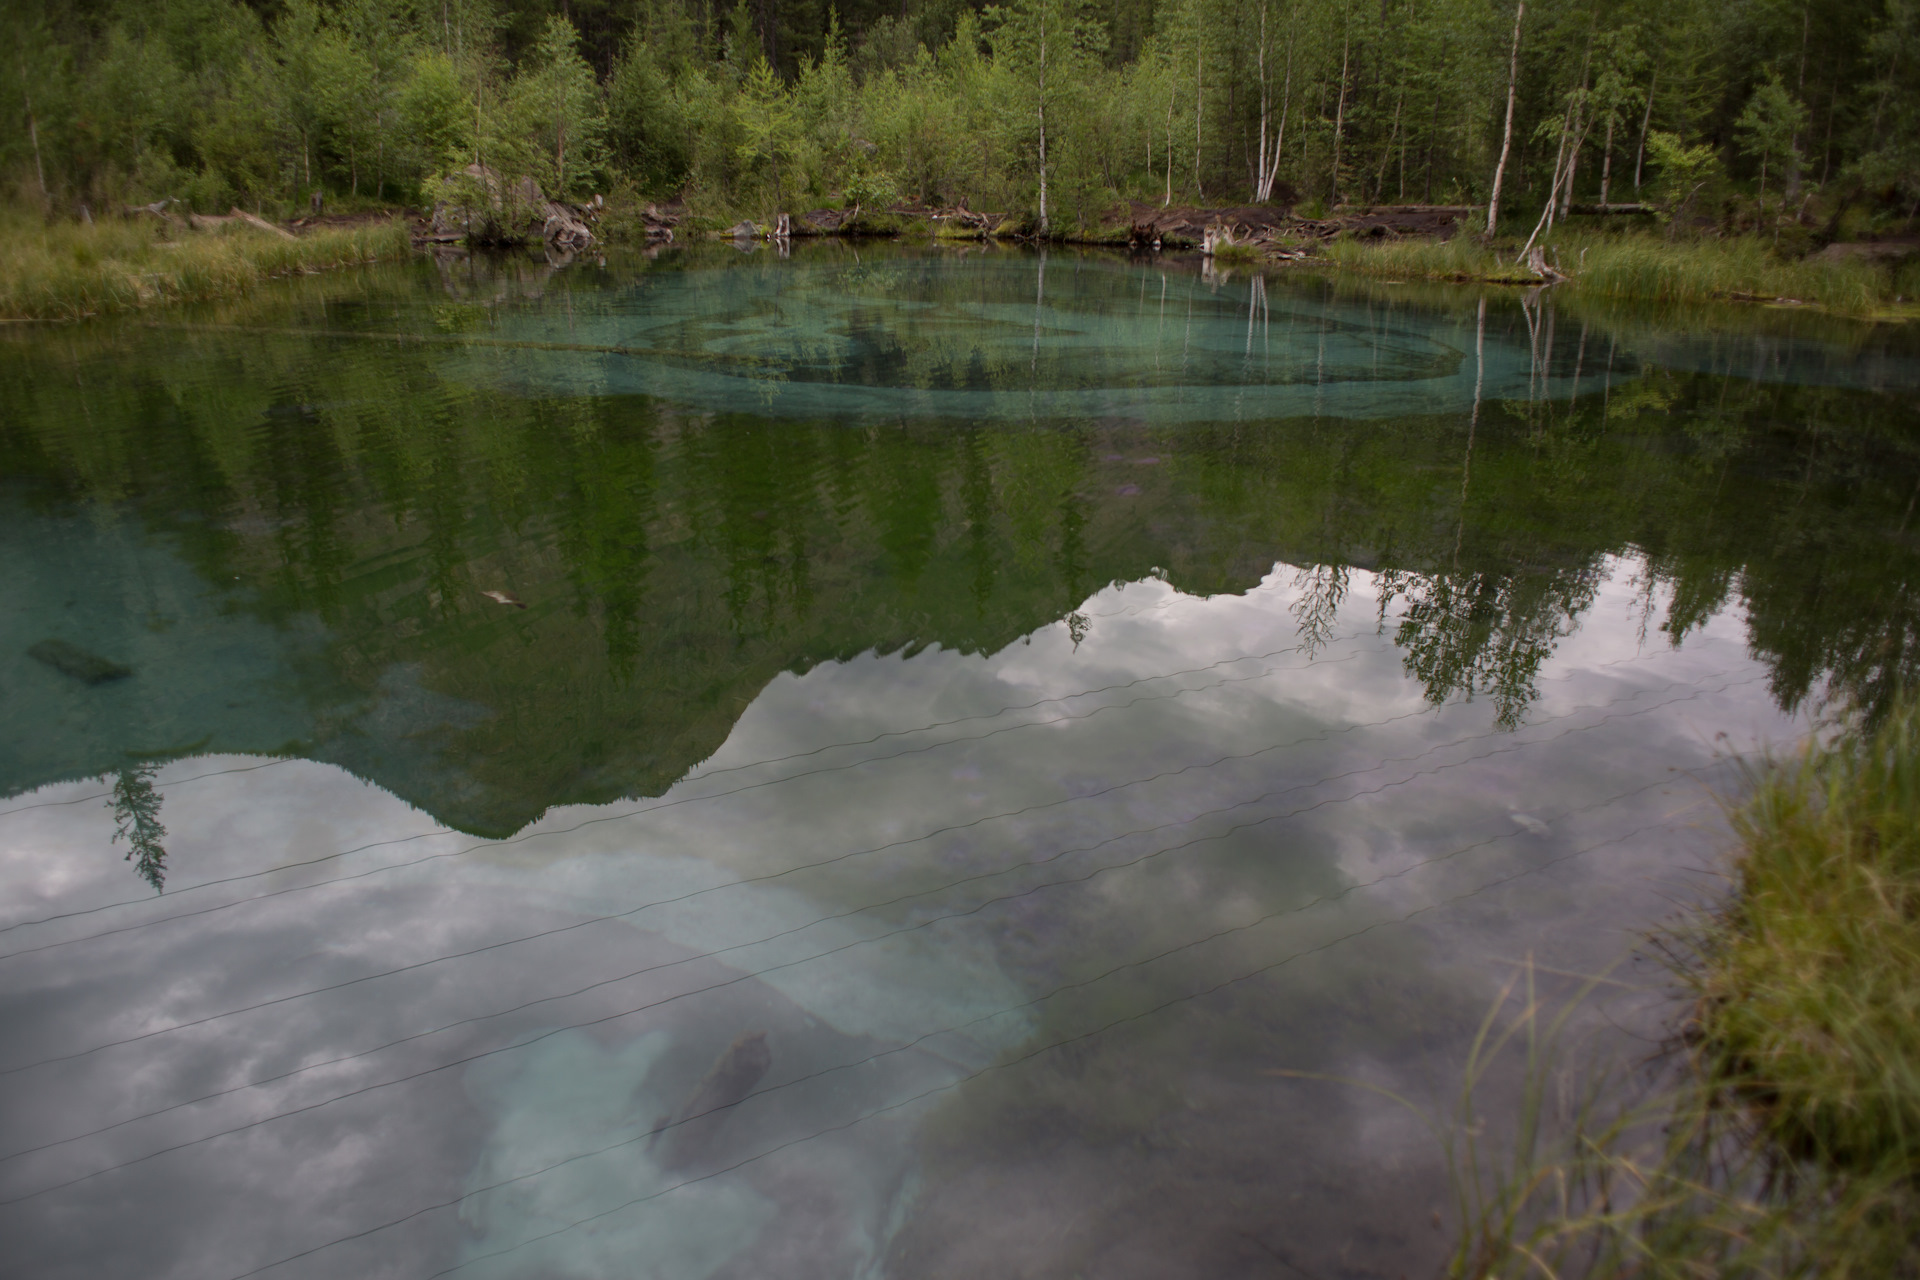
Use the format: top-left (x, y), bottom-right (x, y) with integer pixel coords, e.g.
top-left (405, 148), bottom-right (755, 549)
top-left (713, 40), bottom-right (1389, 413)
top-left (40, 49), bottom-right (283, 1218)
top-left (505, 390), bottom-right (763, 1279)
top-left (1289, 217), bottom-right (1345, 239)
top-left (124, 198), bottom-right (185, 228)
top-left (229, 207), bottom-right (297, 240)
top-left (929, 206), bottom-right (996, 232)
top-left (1812, 241), bottom-right (1916, 263)
top-left (1201, 224), bottom-right (1235, 256)
top-left (1523, 244), bottom-right (1568, 282)
top-left (541, 200), bottom-right (595, 251)
top-left (773, 212), bottom-right (791, 239)
top-left (427, 163), bottom-right (602, 249)
top-left (640, 203), bottom-right (676, 242)
top-left (184, 207), bottom-right (300, 238)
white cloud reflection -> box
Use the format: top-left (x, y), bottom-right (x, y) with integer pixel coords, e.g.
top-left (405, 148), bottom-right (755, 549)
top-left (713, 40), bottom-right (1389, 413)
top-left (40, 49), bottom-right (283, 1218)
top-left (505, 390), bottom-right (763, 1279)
top-left (0, 556), bottom-right (1802, 1280)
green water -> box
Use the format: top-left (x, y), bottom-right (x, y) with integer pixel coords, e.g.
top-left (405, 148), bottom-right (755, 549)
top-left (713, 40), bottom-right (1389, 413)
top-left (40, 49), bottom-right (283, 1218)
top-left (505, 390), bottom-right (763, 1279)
top-left (2, 243), bottom-right (1917, 1280)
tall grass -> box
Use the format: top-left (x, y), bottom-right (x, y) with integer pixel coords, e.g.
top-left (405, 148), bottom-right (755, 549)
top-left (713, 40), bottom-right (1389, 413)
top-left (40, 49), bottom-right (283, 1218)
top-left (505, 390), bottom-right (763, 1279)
top-left (1690, 702), bottom-right (1920, 1175)
top-left (1323, 231), bottom-right (1900, 315)
top-left (0, 210), bottom-right (414, 320)
top-left (1434, 702), bottom-right (1920, 1278)
top-left (1321, 234), bottom-right (1514, 283)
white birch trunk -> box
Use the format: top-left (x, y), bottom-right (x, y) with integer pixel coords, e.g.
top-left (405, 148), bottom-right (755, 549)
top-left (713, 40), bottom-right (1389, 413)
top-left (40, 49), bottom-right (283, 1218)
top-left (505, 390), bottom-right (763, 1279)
top-left (1486, 1), bottom-right (1525, 234)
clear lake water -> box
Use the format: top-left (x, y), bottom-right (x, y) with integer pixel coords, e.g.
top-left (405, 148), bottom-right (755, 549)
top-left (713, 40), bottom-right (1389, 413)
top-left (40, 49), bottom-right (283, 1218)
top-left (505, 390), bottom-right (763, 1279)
top-left (3, 241), bottom-right (1919, 1280)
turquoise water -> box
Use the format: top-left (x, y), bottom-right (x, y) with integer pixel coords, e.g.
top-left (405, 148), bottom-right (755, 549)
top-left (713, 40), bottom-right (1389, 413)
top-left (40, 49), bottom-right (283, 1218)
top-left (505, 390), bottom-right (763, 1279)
top-left (3, 243), bottom-right (1919, 1279)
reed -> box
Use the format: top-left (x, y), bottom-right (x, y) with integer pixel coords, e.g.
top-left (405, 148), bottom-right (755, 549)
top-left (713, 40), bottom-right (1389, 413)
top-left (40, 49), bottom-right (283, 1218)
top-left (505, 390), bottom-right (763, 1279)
top-left (1439, 702), bottom-right (1920, 1277)
top-left (1688, 700), bottom-right (1920, 1177)
top-left (0, 210), bottom-right (414, 320)
top-left (1323, 231), bottom-right (1901, 316)
top-left (1320, 234), bottom-right (1515, 283)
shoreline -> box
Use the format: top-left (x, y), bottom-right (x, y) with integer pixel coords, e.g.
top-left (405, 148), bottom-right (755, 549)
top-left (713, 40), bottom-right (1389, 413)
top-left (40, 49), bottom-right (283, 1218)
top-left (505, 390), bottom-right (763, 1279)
top-left (6, 200), bottom-right (1916, 326)
top-left (1451, 705), bottom-right (1920, 1276)
top-left (0, 213), bottom-right (415, 322)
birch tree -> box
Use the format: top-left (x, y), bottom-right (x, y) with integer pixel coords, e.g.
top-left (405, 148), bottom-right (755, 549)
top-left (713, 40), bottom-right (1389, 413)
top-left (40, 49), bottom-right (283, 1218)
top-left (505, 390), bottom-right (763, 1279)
top-left (986, 0), bottom-right (1106, 232)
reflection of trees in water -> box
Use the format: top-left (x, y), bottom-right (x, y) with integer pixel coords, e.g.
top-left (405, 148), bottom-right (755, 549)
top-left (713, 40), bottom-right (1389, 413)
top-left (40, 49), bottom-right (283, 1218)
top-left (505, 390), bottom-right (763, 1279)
top-left (1290, 563), bottom-right (1349, 658)
top-left (1375, 564), bottom-right (1600, 730)
top-left (1743, 557), bottom-right (1920, 727)
top-left (12, 272), bottom-right (1920, 826)
top-left (110, 766), bottom-right (167, 892)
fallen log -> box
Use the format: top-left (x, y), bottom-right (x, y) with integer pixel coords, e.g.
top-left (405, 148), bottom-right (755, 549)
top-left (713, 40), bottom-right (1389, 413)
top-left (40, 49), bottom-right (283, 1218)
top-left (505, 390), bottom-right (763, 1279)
top-left (229, 207), bottom-right (297, 240)
top-left (1566, 202), bottom-right (1654, 216)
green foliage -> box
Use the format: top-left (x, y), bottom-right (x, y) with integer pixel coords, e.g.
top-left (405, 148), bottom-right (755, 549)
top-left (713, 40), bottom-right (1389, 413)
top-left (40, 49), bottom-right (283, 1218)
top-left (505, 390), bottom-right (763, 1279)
top-left (0, 208), bottom-right (412, 319)
top-left (512, 15), bottom-right (610, 199)
top-left (607, 33), bottom-right (690, 195)
top-left (1, 0), bottom-right (1914, 231)
top-left (1706, 701), bottom-right (1920, 1172)
top-left (732, 56), bottom-right (802, 203)
top-left (400, 51), bottom-right (477, 178)
top-left (1327, 228), bottom-right (1898, 313)
top-left (110, 765), bottom-right (168, 893)
top-left (1645, 130), bottom-right (1719, 232)
top-left (1735, 78), bottom-right (1809, 200)
top-left (1853, 0), bottom-right (1920, 208)
top-left (1429, 701), bottom-right (1920, 1279)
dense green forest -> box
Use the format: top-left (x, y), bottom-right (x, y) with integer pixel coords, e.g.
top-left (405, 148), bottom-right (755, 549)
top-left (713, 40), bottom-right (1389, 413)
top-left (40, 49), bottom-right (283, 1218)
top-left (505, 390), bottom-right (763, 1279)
top-left (4, 0), bottom-right (1918, 232)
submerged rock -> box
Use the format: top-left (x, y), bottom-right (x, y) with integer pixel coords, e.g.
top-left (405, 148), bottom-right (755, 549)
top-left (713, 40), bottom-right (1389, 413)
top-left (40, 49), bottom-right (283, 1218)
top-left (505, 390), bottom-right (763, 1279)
top-left (28, 639), bottom-right (132, 685)
top-left (649, 1030), bottom-right (773, 1171)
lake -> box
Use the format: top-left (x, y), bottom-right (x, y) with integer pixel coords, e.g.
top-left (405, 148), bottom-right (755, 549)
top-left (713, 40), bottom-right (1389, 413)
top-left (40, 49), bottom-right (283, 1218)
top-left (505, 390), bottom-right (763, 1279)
top-left (3, 242), bottom-right (1918, 1280)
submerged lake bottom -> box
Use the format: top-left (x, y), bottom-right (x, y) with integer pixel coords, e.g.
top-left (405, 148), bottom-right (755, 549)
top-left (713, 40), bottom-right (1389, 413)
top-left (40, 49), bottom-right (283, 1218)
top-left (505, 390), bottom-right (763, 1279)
top-left (2, 244), bottom-right (1916, 1279)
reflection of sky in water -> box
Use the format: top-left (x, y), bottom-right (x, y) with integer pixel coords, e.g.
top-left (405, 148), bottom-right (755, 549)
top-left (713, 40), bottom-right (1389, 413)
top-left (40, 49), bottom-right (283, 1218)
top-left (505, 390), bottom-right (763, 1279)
top-left (0, 557), bottom-right (1797, 1280)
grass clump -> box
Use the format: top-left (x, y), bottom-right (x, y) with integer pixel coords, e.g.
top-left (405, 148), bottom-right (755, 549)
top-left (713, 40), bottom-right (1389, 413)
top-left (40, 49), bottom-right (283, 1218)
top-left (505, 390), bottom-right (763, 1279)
top-left (1694, 701), bottom-right (1920, 1174)
top-left (1209, 241), bottom-right (1265, 265)
top-left (1439, 702), bottom-right (1920, 1278)
top-left (1325, 230), bottom-right (1903, 316)
top-left (0, 210), bottom-right (414, 320)
top-left (1323, 233), bottom-right (1520, 283)
top-left (1572, 235), bottom-right (1888, 312)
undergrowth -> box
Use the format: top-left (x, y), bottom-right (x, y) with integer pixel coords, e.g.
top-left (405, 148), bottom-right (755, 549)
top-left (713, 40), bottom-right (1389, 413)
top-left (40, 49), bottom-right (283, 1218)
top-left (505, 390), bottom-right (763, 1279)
top-left (1295, 701), bottom-right (1920, 1277)
top-left (0, 211), bottom-right (414, 320)
top-left (1323, 232), bottom-right (1904, 316)
top-left (1688, 700), bottom-right (1920, 1180)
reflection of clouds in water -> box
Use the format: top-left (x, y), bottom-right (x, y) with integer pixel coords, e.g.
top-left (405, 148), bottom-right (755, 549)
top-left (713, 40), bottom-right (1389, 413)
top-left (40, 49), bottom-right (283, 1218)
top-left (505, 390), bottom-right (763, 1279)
top-left (0, 557), bottom-right (1804, 1279)
top-left (459, 1031), bottom-right (778, 1280)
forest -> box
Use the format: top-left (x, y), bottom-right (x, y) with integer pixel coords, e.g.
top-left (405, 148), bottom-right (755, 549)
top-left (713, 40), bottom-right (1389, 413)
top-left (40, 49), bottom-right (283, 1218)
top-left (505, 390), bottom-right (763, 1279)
top-left (5, 0), bottom-right (1918, 237)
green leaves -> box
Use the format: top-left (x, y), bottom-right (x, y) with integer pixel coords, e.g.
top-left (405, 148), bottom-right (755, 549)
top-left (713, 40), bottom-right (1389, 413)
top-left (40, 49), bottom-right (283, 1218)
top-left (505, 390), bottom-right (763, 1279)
top-left (7, 0), bottom-right (1917, 227)
top-left (1735, 76), bottom-right (1808, 199)
top-left (512, 14), bottom-right (610, 198)
top-left (1645, 130), bottom-right (1718, 230)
